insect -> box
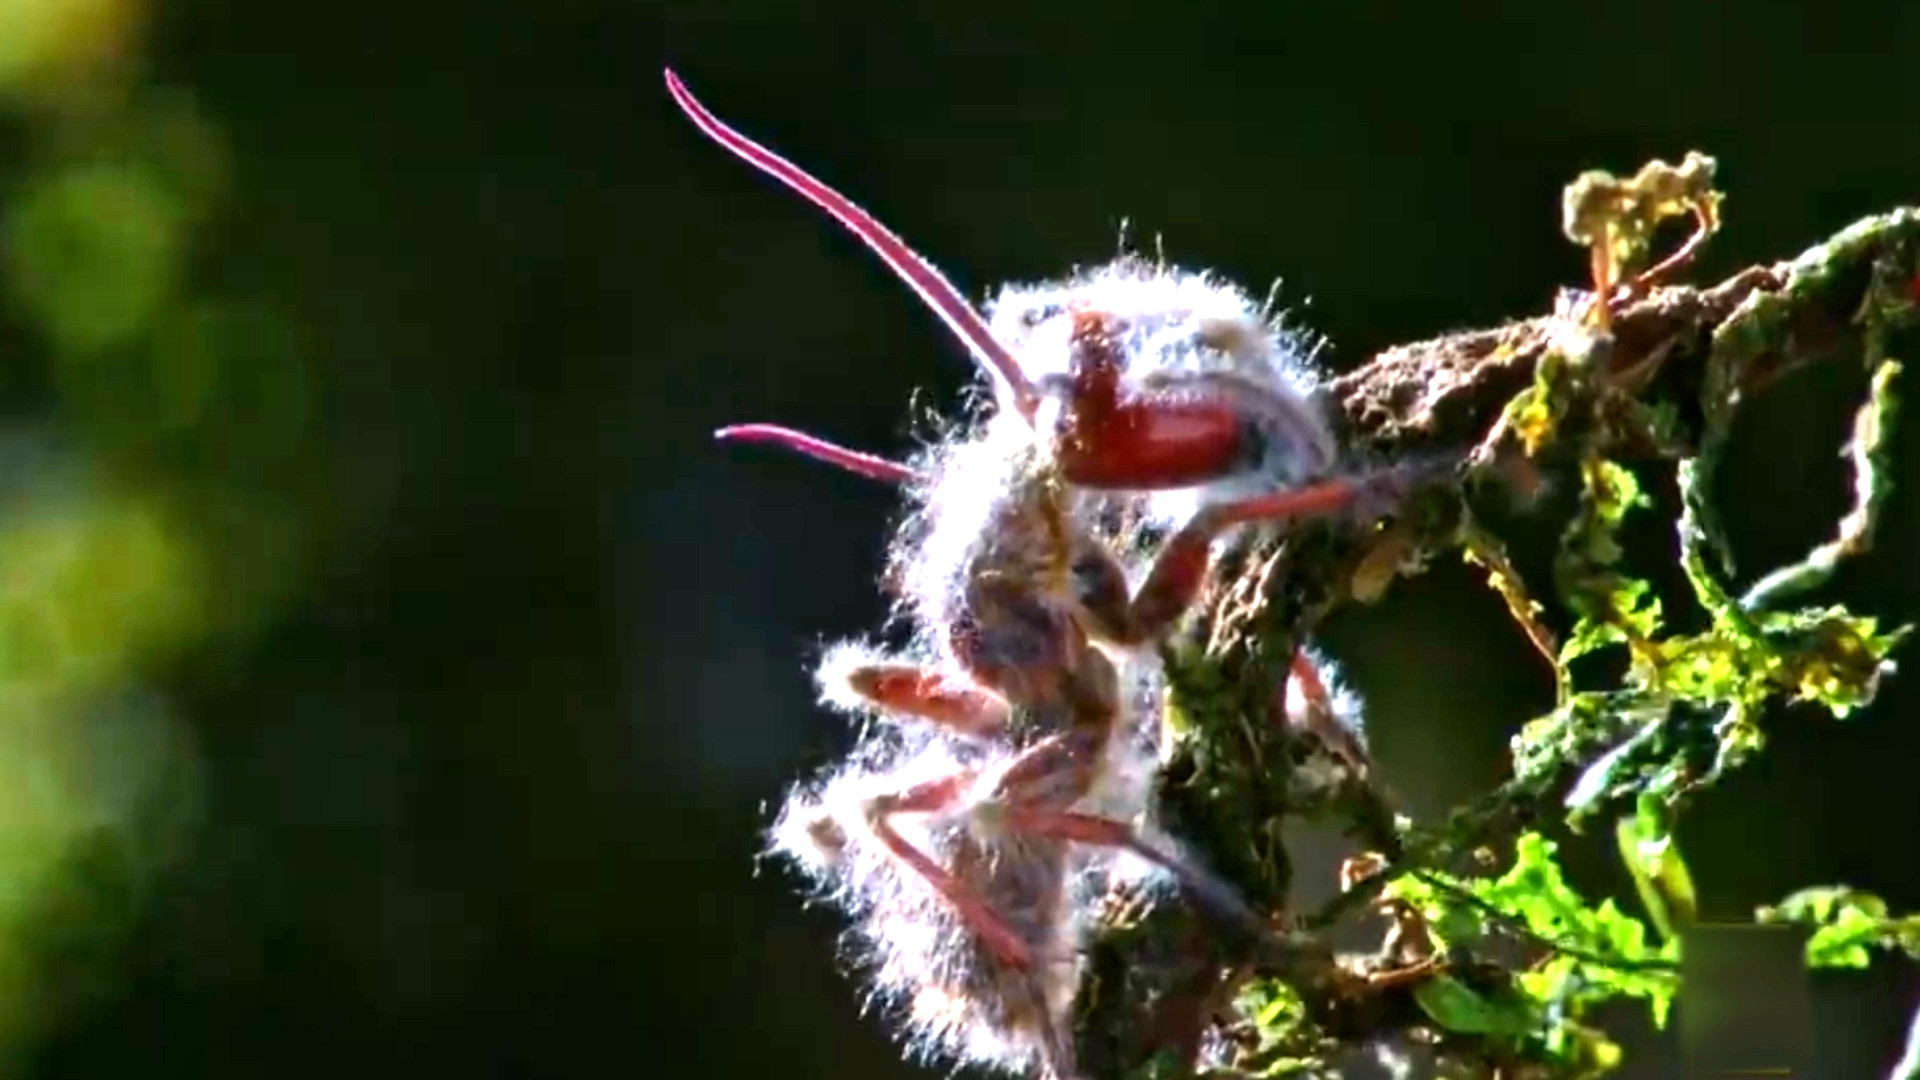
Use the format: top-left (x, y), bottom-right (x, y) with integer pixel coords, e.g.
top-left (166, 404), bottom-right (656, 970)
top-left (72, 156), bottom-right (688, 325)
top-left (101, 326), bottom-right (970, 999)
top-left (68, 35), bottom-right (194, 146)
top-left (668, 69), bottom-right (1432, 1077)
top-left (760, 414), bottom-right (1248, 1079)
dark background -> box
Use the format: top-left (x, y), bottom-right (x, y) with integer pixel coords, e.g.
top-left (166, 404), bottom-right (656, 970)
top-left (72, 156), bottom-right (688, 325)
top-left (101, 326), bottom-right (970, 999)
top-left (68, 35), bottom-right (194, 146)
top-left (0, 0), bottom-right (1913, 1077)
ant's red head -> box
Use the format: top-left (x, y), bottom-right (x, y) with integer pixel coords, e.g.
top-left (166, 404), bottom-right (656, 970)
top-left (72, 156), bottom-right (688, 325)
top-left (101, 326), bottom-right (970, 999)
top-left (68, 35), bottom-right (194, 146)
top-left (673, 70), bottom-right (1363, 506)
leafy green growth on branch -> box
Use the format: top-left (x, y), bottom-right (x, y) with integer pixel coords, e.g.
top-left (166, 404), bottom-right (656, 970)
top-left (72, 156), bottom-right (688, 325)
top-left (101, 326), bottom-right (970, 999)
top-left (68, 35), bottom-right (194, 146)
top-left (1397, 834), bottom-right (1677, 1063)
top-left (1118, 155), bottom-right (1920, 1079)
top-left (1756, 887), bottom-right (1920, 969)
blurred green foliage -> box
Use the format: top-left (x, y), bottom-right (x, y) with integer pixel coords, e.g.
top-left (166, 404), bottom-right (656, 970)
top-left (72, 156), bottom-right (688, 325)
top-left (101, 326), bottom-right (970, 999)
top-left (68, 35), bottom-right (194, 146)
top-left (0, 486), bottom-right (201, 689)
top-left (0, 0), bottom-right (143, 96)
top-left (1757, 886), bottom-right (1920, 970)
top-left (6, 159), bottom-right (188, 354)
top-left (0, 0), bottom-right (315, 1054)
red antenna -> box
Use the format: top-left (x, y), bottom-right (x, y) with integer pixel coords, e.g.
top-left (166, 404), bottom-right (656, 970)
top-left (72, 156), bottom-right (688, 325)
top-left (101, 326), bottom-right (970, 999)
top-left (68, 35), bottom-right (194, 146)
top-left (714, 423), bottom-right (918, 485)
top-left (664, 69), bottom-right (1040, 422)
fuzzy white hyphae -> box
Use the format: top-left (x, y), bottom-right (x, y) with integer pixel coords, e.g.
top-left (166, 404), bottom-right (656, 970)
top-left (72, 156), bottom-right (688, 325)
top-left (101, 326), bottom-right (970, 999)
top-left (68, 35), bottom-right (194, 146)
top-left (672, 69), bottom-right (1392, 1080)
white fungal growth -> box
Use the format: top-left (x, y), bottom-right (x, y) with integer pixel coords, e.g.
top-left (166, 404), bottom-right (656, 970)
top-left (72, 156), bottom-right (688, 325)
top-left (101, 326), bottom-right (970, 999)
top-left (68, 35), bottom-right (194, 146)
top-left (1284, 644), bottom-right (1367, 750)
top-left (984, 257), bottom-right (1312, 386)
top-left (1285, 643), bottom-right (1374, 784)
top-left (767, 726), bottom-right (1136, 1075)
top-left (886, 413), bottom-right (1045, 669)
top-left (760, 281), bottom-right (1321, 1074)
top-left (668, 69), bottom-right (1412, 1080)
top-left (813, 639), bottom-right (890, 718)
top-left (774, 519), bottom-right (1185, 1077)
top-left (986, 257), bottom-right (1342, 529)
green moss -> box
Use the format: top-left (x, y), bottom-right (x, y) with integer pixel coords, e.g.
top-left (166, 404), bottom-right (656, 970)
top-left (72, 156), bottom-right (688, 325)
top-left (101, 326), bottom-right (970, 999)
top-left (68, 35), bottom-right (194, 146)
top-left (1074, 172), bottom-right (1918, 1077)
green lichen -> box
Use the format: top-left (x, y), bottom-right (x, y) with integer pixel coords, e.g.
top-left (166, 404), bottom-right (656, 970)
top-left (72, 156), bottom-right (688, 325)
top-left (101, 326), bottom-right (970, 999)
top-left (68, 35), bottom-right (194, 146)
top-left (1075, 166), bottom-right (1919, 1079)
top-left (1755, 887), bottom-right (1920, 969)
top-left (1395, 832), bottom-right (1679, 1029)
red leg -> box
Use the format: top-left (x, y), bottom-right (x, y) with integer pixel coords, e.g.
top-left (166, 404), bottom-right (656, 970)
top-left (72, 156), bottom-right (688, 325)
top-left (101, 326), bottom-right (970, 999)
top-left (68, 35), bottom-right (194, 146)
top-left (984, 729), bottom-right (1101, 798)
top-left (1288, 650), bottom-right (1333, 715)
top-left (1118, 465), bottom-right (1426, 642)
top-left (1204, 470), bottom-right (1389, 529)
top-left (840, 662), bottom-right (1010, 739)
top-left (1069, 471), bottom-right (1399, 647)
top-left (862, 773), bottom-right (1035, 969)
top-left (1000, 808), bottom-right (1265, 934)
top-left (1001, 808), bottom-right (1157, 859)
top-left (1279, 649), bottom-right (1370, 775)
top-left (978, 730), bottom-right (1258, 927)
top-left (1073, 514), bottom-right (1211, 643)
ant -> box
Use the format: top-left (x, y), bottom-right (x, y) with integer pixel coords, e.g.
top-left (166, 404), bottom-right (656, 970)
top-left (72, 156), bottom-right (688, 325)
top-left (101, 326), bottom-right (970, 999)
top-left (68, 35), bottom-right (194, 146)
top-left (668, 70), bottom-right (1434, 1077)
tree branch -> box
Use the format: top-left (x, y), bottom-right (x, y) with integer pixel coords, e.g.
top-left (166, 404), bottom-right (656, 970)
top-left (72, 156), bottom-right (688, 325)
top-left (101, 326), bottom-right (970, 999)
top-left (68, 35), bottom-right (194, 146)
top-left (1074, 206), bottom-right (1920, 1078)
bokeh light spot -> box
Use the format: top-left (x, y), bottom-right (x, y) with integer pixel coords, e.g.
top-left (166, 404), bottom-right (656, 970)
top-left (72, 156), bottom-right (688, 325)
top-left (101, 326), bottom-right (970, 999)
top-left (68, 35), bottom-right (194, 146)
top-left (3, 159), bottom-right (187, 355)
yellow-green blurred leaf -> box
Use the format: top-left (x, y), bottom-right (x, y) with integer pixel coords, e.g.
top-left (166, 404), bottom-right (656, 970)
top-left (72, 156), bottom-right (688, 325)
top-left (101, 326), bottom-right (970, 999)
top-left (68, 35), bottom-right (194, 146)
top-left (4, 159), bottom-right (187, 354)
top-left (0, 0), bottom-right (146, 93)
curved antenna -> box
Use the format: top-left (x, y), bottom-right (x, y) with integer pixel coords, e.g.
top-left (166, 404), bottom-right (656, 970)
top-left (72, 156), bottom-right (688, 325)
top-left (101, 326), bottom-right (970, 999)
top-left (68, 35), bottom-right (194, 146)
top-left (716, 424), bottom-right (920, 485)
top-left (665, 69), bottom-right (1039, 422)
